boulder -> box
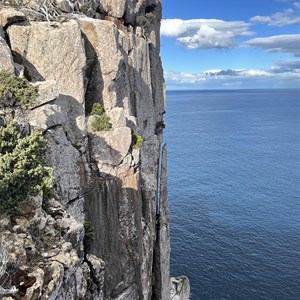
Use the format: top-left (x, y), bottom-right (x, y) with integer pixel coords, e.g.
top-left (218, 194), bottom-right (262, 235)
top-left (89, 125), bottom-right (132, 169)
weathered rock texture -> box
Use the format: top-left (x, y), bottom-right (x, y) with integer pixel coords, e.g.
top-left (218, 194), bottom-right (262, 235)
top-left (0, 1), bottom-right (191, 300)
top-left (171, 277), bottom-right (190, 300)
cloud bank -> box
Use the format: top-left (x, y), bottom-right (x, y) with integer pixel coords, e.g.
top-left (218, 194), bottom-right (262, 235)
top-left (250, 5), bottom-right (300, 26)
top-left (246, 34), bottom-right (300, 56)
top-left (164, 61), bottom-right (300, 89)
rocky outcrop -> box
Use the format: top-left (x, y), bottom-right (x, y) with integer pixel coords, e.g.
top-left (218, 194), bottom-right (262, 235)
top-left (171, 277), bottom-right (190, 300)
top-left (0, 1), bottom-right (189, 299)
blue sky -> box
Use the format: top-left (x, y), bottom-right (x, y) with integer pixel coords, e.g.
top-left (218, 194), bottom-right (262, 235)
top-left (160, 0), bottom-right (300, 90)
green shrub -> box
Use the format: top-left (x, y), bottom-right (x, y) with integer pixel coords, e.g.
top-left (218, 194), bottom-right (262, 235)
top-left (0, 120), bottom-right (53, 215)
top-left (80, 4), bottom-right (90, 15)
top-left (84, 222), bottom-right (94, 241)
top-left (91, 114), bottom-right (112, 132)
top-left (137, 12), bottom-right (155, 27)
top-left (90, 103), bottom-right (104, 116)
top-left (89, 102), bottom-right (111, 132)
top-left (136, 12), bottom-right (155, 34)
top-left (131, 133), bottom-right (143, 149)
top-left (0, 72), bottom-right (37, 109)
top-left (0, 119), bottom-right (21, 153)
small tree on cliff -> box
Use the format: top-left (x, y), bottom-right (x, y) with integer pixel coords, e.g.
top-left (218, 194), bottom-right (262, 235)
top-left (0, 73), bottom-right (53, 216)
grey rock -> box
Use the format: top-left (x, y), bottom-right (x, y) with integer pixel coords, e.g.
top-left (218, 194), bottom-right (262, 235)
top-left (8, 19), bottom-right (87, 143)
top-left (29, 102), bottom-right (67, 131)
top-left (113, 285), bottom-right (139, 300)
top-left (89, 126), bottom-right (132, 170)
top-left (56, 0), bottom-right (74, 13)
top-left (0, 25), bottom-right (5, 39)
top-left (132, 148), bottom-right (140, 166)
top-left (116, 154), bottom-right (133, 177)
top-left (78, 18), bottom-right (129, 111)
top-left (32, 80), bottom-right (59, 108)
top-left (85, 254), bottom-right (105, 288)
top-left (7, 20), bottom-right (86, 103)
top-left (45, 126), bottom-right (84, 221)
top-left (98, 0), bottom-right (127, 19)
top-left (56, 216), bottom-right (84, 254)
top-left (171, 277), bottom-right (190, 300)
top-left (0, 37), bottom-right (14, 73)
top-left (106, 107), bottom-right (127, 128)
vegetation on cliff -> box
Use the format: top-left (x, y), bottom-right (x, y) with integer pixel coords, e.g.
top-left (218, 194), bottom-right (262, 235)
top-left (89, 103), bottom-right (112, 132)
top-left (0, 72), bottom-right (52, 215)
top-left (0, 72), bottom-right (37, 110)
top-left (131, 133), bottom-right (143, 149)
top-left (136, 12), bottom-right (155, 36)
top-left (0, 119), bottom-right (53, 215)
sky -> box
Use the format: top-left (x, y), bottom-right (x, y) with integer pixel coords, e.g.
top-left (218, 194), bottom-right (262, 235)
top-left (160, 0), bottom-right (300, 90)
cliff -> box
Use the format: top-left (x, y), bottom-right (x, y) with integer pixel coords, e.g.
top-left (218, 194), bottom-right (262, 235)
top-left (0, 1), bottom-right (189, 299)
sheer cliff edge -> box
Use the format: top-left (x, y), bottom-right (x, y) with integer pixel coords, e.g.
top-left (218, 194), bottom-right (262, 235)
top-left (0, 1), bottom-right (190, 299)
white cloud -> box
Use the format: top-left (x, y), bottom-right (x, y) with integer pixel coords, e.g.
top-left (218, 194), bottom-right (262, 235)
top-left (294, 2), bottom-right (300, 9)
top-left (161, 19), bottom-right (253, 49)
top-left (203, 69), bottom-right (271, 77)
top-left (160, 19), bottom-right (188, 37)
top-left (250, 7), bottom-right (300, 26)
top-left (196, 69), bottom-right (272, 79)
top-left (164, 62), bottom-right (300, 89)
top-left (245, 34), bottom-right (300, 56)
top-left (177, 25), bottom-right (238, 49)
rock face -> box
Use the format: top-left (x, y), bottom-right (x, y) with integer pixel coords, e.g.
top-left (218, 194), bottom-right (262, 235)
top-left (0, 1), bottom-right (189, 299)
top-left (0, 36), bottom-right (14, 73)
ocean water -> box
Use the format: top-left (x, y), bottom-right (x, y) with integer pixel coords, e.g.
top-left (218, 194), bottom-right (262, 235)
top-left (165, 89), bottom-right (300, 300)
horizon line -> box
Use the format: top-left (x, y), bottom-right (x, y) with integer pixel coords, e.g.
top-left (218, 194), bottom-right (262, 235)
top-left (166, 87), bottom-right (300, 92)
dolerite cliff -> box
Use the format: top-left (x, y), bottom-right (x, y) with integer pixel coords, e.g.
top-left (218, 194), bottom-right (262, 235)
top-left (0, 1), bottom-right (190, 299)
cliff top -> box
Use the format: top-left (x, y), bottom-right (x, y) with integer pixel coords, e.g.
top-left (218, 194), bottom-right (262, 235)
top-left (0, 0), bottom-right (162, 25)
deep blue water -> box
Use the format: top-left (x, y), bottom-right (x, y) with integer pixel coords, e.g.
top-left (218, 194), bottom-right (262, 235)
top-left (165, 89), bottom-right (300, 300)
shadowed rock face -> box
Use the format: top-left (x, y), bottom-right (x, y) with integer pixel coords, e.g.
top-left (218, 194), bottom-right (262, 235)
top-left (0, 1), bottom-right (189, 300)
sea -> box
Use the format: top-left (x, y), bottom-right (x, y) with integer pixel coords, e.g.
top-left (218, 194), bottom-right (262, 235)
top-left (165, 89), bottom-right (300, 300)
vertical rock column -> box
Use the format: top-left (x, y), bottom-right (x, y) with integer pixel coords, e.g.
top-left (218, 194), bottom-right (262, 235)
top-left (153, 144), bottom-right (171, 299)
